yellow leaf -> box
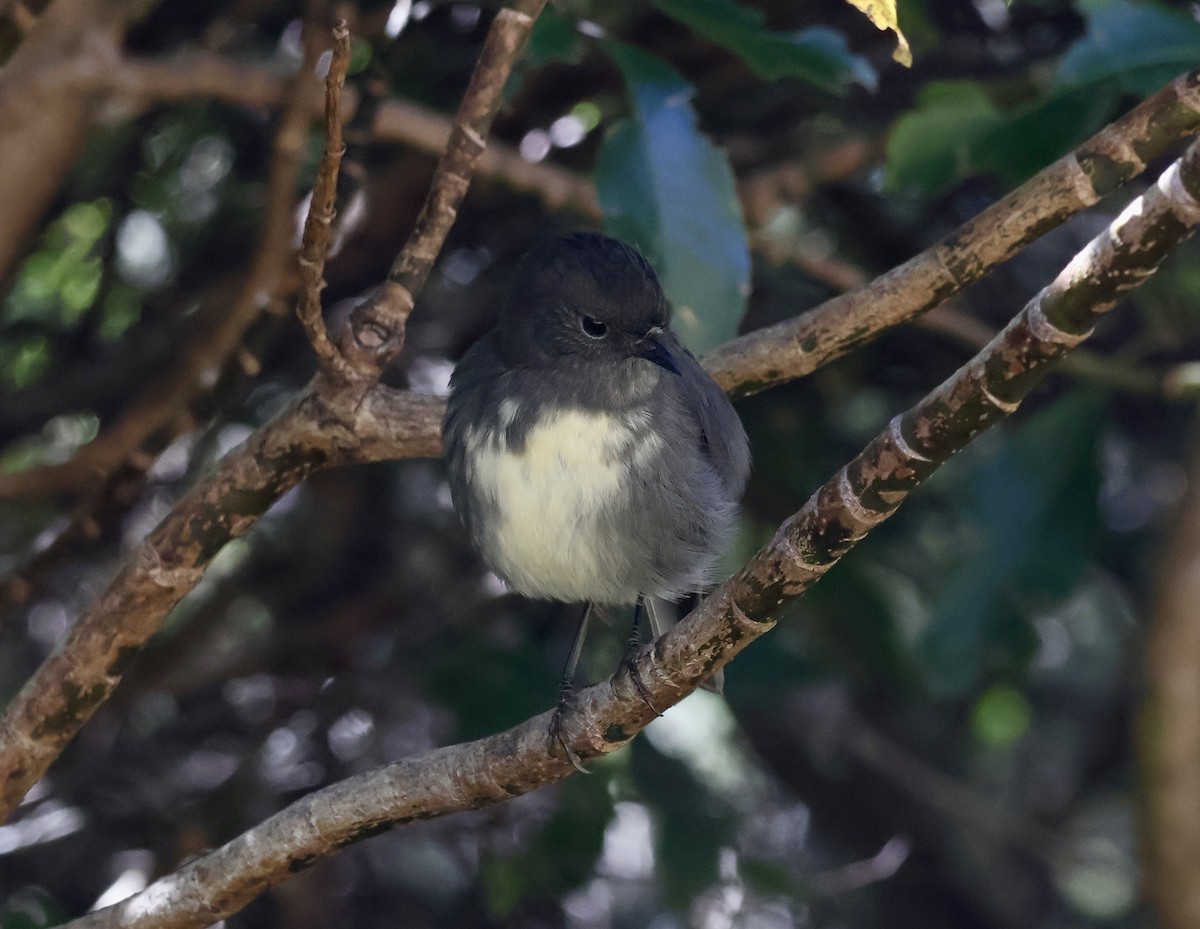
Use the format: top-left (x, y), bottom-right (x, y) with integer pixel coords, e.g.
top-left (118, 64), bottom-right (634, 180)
top-left (845, 0), bottom-right (912, 67)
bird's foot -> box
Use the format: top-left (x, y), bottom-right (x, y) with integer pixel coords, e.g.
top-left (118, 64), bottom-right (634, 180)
top-left (618, 625), bottom-right (661, 717)
top-left (547, 682), bottom-right (590, 774)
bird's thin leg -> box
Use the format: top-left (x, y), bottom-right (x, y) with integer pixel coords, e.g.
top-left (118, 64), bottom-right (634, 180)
top-left (619, 597), bottom-right (661, 716)
top-left (548, 602), bottom-right (593, 773)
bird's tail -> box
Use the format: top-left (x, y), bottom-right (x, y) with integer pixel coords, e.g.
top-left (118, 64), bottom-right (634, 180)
top-left (644, 595), bottom-right (724, 695)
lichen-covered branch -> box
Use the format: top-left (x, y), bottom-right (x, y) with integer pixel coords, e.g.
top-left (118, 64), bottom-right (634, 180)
top-left (63, 120), bottom-right (1200, 929)
top-left (2, 67), bottom-right (1198, 825)
top-left (0, 385), bottom-right (444, 818)
top-left (337, 0), bottom-right (547, 379)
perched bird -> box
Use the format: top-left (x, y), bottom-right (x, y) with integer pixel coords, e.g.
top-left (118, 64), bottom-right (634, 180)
top-left (442, 232), bottom-right (750, 756)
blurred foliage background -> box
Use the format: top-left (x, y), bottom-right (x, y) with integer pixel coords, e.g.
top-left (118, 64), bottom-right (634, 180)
top-left (2, 0), bottom-right (1200, 926)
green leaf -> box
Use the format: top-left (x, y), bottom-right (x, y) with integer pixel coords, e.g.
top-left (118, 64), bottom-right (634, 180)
top-left (652, 0), bottom-right (876, 93)
top-left (524, 5), bottom-right (584, 68)
top-left (596, 42), bottom-right (750, 354)
top-left (1057, 0), bottom-right (1200, 98)
top-left (914, 391), bottom-right (1107, 695)
top-left (884, 82), bottom-right (1002, 197)
top-left (885, 2), bottom-right (1200, 196)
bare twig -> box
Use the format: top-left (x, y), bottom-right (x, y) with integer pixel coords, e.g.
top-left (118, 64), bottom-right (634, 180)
top-left (0, 386), bottom-right (443, 817)
top-left (65, 52), bottom-right (1200, 348)
top-left (337, 0), bottom-right (549, 379)
top-left (58, 124), bottom-right (1200, 929)
top-left (296, 21), bottom-right (355, 377)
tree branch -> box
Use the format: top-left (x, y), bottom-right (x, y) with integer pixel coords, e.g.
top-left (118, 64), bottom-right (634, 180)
top-left (337, 0), bottom-right (549, 381)
top-left (2, 66), bottom-right (1199, 822)
top-left (295, 20), bottom-right (355, 377)
top-left (62, 131), bottom-right (1200, 929)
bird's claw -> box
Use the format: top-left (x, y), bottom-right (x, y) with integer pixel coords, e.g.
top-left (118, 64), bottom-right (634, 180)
top-left (547, 684), bottom-right (591, 774)
top-left (618, 652), bottom-right (662, 717)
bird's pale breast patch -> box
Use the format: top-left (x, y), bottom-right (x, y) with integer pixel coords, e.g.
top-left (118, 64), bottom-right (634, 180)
top-left (465, 406), bottom-right (661, 602)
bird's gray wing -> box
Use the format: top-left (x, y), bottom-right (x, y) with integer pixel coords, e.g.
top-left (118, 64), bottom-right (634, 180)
top-left (660, 330), bottom-right (750, 497)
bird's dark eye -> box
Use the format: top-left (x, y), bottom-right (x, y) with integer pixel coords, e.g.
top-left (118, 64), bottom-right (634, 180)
top-left (580, 315), bottom-right (608, 339)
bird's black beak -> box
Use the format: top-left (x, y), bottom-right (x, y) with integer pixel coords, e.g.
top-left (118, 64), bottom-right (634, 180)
top-left (635, 327), bottom-right (681, 375)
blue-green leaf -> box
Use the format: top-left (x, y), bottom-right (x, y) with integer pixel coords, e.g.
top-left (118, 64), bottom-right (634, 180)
top-left (1057, 0), bottom-right (1200, 98)
top-left (653, 0), bottom-right (875, 93)
top-left (596, 42), bottom-right (750, 354)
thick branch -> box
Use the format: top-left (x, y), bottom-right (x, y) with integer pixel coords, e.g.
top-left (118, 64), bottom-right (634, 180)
top-left (0, 1), bottom-right (551, 818)
top-left (0, 382), bottom-right (442, 816)
top-left (63, 124), bottom-right (1200, 929)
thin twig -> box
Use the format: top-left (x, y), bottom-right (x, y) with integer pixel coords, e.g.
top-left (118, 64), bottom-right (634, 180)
top-left (0, 0), bottom-right (553, 817)
top-left (296, 20), bottom-right (355, 377)
top-left (56, 126), bottom-right (1200, 929)
top-left (337, 0), bottom-right (549, 379)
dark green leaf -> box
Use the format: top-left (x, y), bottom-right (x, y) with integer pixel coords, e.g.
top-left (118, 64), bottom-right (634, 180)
top-left (915, 391), bottom-right (1107, 695)
top-left (1057, 0), bottom-right (1200, 98)
top-left (524, 5), bottom-right (584, 68)
top-left (653, 0), bottom-right (875, 93)
top-left (886, 2), bottom-right (1200, 196)
top-left (884, 82), bottom-right (1002, 197)
top-left (596, 42), bottom-right (750, 353)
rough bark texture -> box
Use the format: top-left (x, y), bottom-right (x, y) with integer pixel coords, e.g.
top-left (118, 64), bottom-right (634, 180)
top-left (339, 0), bottom-right (549, 379)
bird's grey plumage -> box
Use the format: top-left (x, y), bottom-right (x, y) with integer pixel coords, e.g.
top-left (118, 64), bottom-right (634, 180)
top-left (443, 233), bottom-right (750, 611)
